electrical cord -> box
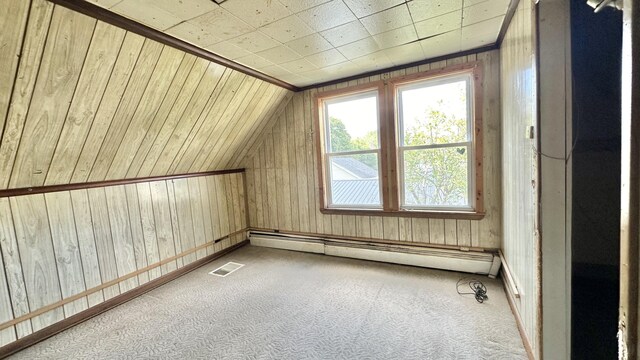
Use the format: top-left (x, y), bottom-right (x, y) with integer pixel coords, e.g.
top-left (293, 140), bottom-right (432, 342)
top-left (456, 278), bottom-right (488, 303)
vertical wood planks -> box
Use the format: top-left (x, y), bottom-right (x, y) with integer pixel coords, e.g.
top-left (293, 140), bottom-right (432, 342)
top-left (10, 195), bottom-right (64, 331)
top-left (45, 22), bottom-right (127, 186)
top-left (0, 172), bottom-right (247, 348)
top-left (9, 6), bottom-right (96, 188)
top-left (0, 0), bottom-right (31, 141)
top-left (243, 51), bottom-right (500, 250)
top-left (104, 46), bottom-right (186, 180)
top-left (0, 0), bottom-right (54, 188)
top-left (0, 2), bottom-right (292, 191)
top-left (88, 40), bottom-right (164, 182)
top-left (124, 184), bottom-right (150, 285)
top-left (71, 32), bottom-right (146, 183)
top-left (0, 198), bottom-right (31, 338)
top-left (87, 188), bottom-right (120, 300)
top-left (149, 181), bottom-right (177, 274)
top-left (135, 183), bottom-right (162, 280)
top-left (45, 192), bottom-right (88, 316)
top-left (0, 248), bottom-right (16, 346)
top-left (104, 186), bottom-right (139, 292)
top-left (69, 190), bottom-right (105, 306)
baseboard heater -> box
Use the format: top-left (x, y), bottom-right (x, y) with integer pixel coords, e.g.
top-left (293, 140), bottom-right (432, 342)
top-left (249, 231), bottom-right (501, 277)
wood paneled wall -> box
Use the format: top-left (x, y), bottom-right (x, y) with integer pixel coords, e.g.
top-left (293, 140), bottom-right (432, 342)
top-left (0, 172), bottom-right (246, 347)
top-left (500, 0), bottom-right (538, 355)
top-left (0, 0), bottom-right (292, 191)
top-left (242, 50), bottom-right (501, 249)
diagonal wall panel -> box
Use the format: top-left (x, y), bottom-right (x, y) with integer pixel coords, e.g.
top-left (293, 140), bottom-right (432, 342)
top-left (0, 1), bottom-right (293, 190)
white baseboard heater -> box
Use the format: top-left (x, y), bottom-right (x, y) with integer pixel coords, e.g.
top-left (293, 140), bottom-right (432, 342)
top-left (249, 231), bottom-right (501, 277)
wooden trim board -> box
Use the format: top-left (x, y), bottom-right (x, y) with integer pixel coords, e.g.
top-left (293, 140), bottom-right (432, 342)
top-left (501, 269), bottom-right (535, 360)
top-left (0, 169), bottom-right (244, 197)
top-left (0, 239), bottom-right (249, 359)
top-left (0, 228), bottom-right (248, 331)
top-left (497, 0), bottom-right (522, 46)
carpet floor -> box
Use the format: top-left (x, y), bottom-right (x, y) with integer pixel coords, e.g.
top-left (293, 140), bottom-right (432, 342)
top-left (10, 245), bottom-right (527, 359)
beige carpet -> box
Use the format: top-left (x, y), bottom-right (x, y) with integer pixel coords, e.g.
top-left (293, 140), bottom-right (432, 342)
top-left (10, 245), bottom-right (527, 359)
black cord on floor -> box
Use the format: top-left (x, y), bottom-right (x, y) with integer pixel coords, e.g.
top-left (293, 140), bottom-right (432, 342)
top-left (456, 278), bottom-right (488, 303)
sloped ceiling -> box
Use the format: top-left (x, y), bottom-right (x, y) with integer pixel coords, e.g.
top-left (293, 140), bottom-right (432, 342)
top-left (85, 0), bottom-right (512, 87)
top-left (0, 0), bottom-right (293, 190)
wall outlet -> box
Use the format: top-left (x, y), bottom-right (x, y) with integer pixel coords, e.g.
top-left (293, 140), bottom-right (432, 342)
top-left (525, 126), bottom-right (535, 139)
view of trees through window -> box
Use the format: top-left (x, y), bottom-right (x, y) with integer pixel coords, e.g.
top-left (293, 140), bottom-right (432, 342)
top-left (401, 104), bottom-right (469, 207)
top-left (328, 79), bottom-right (470, 208)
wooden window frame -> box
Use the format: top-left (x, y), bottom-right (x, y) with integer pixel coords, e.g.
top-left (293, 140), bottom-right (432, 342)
top-left (314, 62), bottom-right (484, 220)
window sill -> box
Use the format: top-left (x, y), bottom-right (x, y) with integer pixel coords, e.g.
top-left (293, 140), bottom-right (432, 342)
top-left (320, 208), bottom-right (485, 220)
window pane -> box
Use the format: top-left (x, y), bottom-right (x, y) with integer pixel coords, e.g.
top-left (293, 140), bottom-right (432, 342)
top-left (402, 147), bottom-right (469, 207)
top-left (399, 79), bottom-right (469, 146)
top-left (326, 93), bottom-right (379, 152)
top-left (329, 153), bottom-right (381, 206)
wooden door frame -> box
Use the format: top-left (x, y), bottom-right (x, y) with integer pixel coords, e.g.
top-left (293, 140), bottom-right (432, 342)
top-left (619, 0), bottom-right (640, 358)
top-left (537, 0), bottom-right (573, 358)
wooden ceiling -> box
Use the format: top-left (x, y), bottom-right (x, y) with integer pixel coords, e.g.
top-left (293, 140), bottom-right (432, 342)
top-left (0, 0), bottom-right (293, 190)
top-left (83, 0), bottom-right (513, 87)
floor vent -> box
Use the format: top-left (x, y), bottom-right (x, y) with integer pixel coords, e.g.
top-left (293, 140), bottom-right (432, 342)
top-left (209, 262), bottom-right (244, 277)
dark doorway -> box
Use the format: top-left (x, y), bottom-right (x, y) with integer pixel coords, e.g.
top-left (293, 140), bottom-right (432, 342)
top-left (571, 1), bottom-right (622, 359)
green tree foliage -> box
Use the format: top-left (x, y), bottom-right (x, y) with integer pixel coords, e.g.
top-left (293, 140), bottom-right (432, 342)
top-left (329, 117), bottom-right (354, 152)
top-left (403, 105), bottom-right (468, 206)
top-left (330, 117), bottom-right (378, 168)
top-left (330, 101), bottom-right (469, 207)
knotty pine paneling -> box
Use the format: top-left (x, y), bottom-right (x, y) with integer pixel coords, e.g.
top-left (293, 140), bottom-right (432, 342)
top-left (242, 50), bottom-right (502, 250)
top-left (500, 0), bottom-right (539, 354)
top-left (0, 1), bottom-right (292, 190)
top-left (0, 173), bottom-right (246, 348)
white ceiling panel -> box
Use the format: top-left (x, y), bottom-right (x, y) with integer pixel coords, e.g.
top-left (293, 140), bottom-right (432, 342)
top-left (282, 58), bottom-right (318, 73)
top-left (228, 31), bottom-right (280, 53)
top-left (152, 0), bottom-right (218, 22)
top-left (183, 7), bottom-right (254, 41)
top-left (112, 0), bottom-right (183, 30)
top-left (221, 0), bottom-right (292, 28)
top-left (260, 15), bottom-right (315, 42)
top-left (89, 0), bottom-right (510, 87)
top-left (461, 16), bottom-right (503, 49)
top-left (407, 0), bottom-right (463, 22)
top-left (359, 5), bottom-right (413, 35)
top-left (462, 0), bottom-right (510, 27)
top-left (342, 0), bottom-right (406, 18)
top-left (414, 10), bottom-right (463, 39)
top-left (277, 0), bottom-right (332, 13)
top-left (337, 37), bottom-right (380, 59)
top-left (320, 20), bottom-right (370, 48)
top-left (372, 25), bottom-right (418, 50)
top-left (257, 45), bottom-right (302, 63)
top-left (286, 34), bottom-right (333, 57)
top-left (296, 0), bottom-right (357, 32)
top-left (205, 41), bottom-right (252, 60)
top-left (420, 29), bottom-right (462, 59)
top-left (235, 53), bottom-right (273, 69)
top-left (306, 49), bottom-right (348, 68)
top-left (351, 51), bottom-right (394, 70)
top-left (258, 64), bottom-right (292, 77)
top-left (166, 21), bottom-right (223, 47)
top-left (88, 0), bottom-right (122, 7)
top-left (382, 42), bottom-right (426, 66)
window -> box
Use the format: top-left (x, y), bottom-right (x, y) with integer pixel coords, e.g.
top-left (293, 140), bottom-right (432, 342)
top-left (320, 87), bottom-right (383, 208)
top-left (315, 64), bottom-right (483, 219)
top-left (396, 74), bottom-right (474, 210)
